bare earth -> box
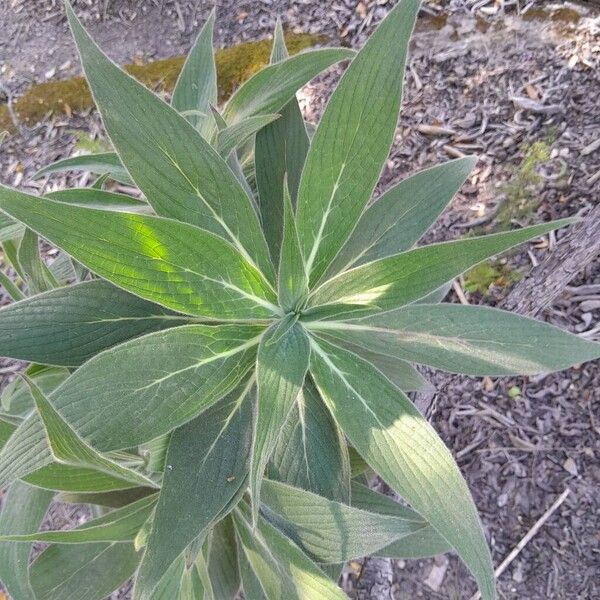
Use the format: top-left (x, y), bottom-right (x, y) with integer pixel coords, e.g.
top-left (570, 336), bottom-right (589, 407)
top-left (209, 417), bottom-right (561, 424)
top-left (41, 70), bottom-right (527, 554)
top-left (1, 1), bottom-right (599, 599)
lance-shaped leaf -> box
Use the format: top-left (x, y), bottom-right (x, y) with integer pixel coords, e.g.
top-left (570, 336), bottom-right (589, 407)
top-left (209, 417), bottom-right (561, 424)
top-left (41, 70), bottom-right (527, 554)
top-left (25, 376), bottom-right (158, 489)
top-left (313, 304), bottom-right (600, 376)
top-left (233, 506), bottom-right (348, 599)
top-left (296, 0), bottom-right (420, 284)
top-left (147, 552), bottom-right (206, 600)
top-left (217, 114), bottom-right (280, 158)
top-left (251, 322), bottom-right (310, 523)
top-left (0, 188), bottom-right (280, 320)
top-left (33, 151), bottom-right (132, 184)
top-left (30, 541), bottom-right (140, 600)
top-left (238, 546), bottom-right (268, 600)
top-left (309, 338), bottom-right (495, 600)
top-left (58, 487), bottom-right (156, 509)
top-left (223, 47), bottom-right (354, 124)
top-left (350, 482), bottom-right (452, 559)
top-left (134, 384), bottom-right (253, 600)
top-left (261, 479), bottom-right (425, 563)
top-left (0, 481), bottom-right (53, 600)
top-left (0, 494), bottom-right (157, 544)
top-left (0, 280), bottom-right (191, 367)
top-left (325, 157), bottom-right (476, 276)
top-left (269, 378), bottom-right (350, 502)
top-left (306, 219), bottom-right (575, 320)
top-left (54, 324), bottom-right (262, 450)
top-left (207, 517), bottom-right (240, 600)
top-left (172, 8), bottom-right (217, 137)
top-left (278, 181), bottom-right (309, 312)
top-left (46, 187), bottom-right (149, 212)
top-left (66, 4), bottom-right (273, 278)
top-left (255, 21), bottom-right (310, 262)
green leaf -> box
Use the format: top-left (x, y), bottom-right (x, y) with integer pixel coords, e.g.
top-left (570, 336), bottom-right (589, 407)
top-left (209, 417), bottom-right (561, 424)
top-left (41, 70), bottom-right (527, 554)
top-left (326, 157), bottom-right (476, 276)
top-left (269, 378), bottom-right (350, 502)
top-left (309, 337), bottom-right (495, 600)
top-left (0, 280), bottom-right (191, 366)
top-left (172, 8), bottom-right (217, 137)
top-left (66, 4), bottom-right (273, 279)
top-left (0, 187), bottom-right (280, 320)
top-left (278, 181), bottom-right (309, 312)
top-left (223, 48), bottom-right (354, 124)
top-left (146, 553), bottom-right (206, 600)
top-left (43, 324), bottom-right (261, 451)
top-left (207, 517), bottom-right (241, 600)
top-left (314, 304), bottom-right (600, 376)
top-left (0, 494), bottom-right (157, 544)
top-left (29, 541), bottom-right (140, 600)
top-left (237, 545), bottom-right (268, 600)
top-left (233, 506), bottom-right (348, 599)
top-left (134, 384), bottom-right (253, 600)
top-left (33, 151), bottom-right (132, 185)
top-left (306, 219), bottom-right (575, 320)
top-left (251, 322), bottom-right (310, 523)
top-left (25, 376), bottom-right (158, 489)
top-left (58, 487), bottom-right (156, 508)
top-left (255, 22), bottom-right (310, 263)
top-left (17, 228), bottom-right (59, 294)
top-left (217, 114), bottom-right (280, 158)
top-left (46, 187), bottom-right (149, 212)
top-left (350, 482), bottom-right (452, 559)
top-left (0, 481), bottom-right (53, 600)
top-left (296, 0), bottom-right (421, 284)
top-left (0, 268), bottom-right (24, 301)
top-left (261, 479), bottom-right (425, 563)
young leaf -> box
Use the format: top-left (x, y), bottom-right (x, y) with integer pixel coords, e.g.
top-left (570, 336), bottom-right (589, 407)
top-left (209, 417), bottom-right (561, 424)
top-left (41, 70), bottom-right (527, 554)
top-left (58, 487), bottom-right (156, 509)
top-left (134, 384), bottom-right (253, 600)
top-left (309, 337), bottom-right (495, 600)
top-left (296, 0), bottom-right (421, 284)
top-left (306, 218), bottom-right (575, 320)
top-left (46, 324), bottom-right (262, 451)
top-left (172, 8), bottom-right (217, 137)
top-left (251, 322), bottom-right (310, 523)
top-left (223, 48), bottom-right (355, 124)
top-left (278, 180), bottom-right (309, 312)
top-left (269, 378), bottom-right (351, 503)
top-left (24, 376), bottom-right (158, 489)
top-left (350, 482), bottom-right (452, 559)
top-left (33, 151), bottom-right (132, 184)
top-left (0, 481), bottom-right (53, 600)
top-left (314, 304), bottom-right (600, 375)
top-left (261, 479), bottom-right (425, 563)
top-left (237, 545), bottom-right (268, 600)
top-left (207, 517), bottom-right (241, 600)
top-left (0, 494), bottom-right (157, 544)
top-left (233, 506), bottom-right (348, 599)
top-left (255, 21), bottom-right (310, 262)
top-left (0, 187), bottom-right (280, 320)
top-left (30, 541), bottom-right (140, 600)
top-left (0, 280), bottom-right (191, 367)
top-left (325, 156), bottom-right (477, 276)
top-left (65, 3), bottom-right (273, 278)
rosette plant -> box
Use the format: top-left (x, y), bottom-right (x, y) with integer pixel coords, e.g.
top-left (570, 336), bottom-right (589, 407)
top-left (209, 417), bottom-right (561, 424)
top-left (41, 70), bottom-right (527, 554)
top-left (0, 1), bottom-right (598, 599)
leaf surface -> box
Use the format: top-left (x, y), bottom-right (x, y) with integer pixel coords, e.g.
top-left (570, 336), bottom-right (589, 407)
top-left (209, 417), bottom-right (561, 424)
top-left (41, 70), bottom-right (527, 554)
top-left (34, 151), bottom-right (131, 184)
top-left (309, 337), bottom-right (495, 600)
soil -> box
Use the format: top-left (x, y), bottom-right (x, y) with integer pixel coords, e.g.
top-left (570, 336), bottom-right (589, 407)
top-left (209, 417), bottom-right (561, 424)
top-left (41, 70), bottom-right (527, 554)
top-left (1, 1), bottom-right (599, 600)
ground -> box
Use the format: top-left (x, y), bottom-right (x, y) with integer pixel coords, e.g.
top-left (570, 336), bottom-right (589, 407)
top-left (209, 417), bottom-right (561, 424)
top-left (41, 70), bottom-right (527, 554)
top-left (1, 1), bottom-right (599, 599)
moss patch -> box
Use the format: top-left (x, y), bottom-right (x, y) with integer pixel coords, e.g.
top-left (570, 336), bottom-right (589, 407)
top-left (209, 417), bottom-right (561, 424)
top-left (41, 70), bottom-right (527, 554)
top-left (463, 261), bottom-right (521, 296)
top-left (0, 32), bottom-right (323, 134)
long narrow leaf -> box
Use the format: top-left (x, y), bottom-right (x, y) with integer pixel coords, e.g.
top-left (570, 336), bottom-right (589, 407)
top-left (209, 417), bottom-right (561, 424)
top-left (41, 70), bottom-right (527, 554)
top-left (66, 3), bottom-right (273, 278)
top-left (306, 219), bottom-right (575, 320)
top-left (309, 337), bottom-right (495, 600)
top-left (0, 187), bottom-right (279, 320)
top-left (33, 151), bottom-right (131, 184)
top-left (296, 0), bottom-right (421, 283)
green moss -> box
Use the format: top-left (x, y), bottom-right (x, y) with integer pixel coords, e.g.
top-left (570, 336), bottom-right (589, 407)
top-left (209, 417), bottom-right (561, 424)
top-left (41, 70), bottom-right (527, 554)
top-left (0, 32), bottom-right (324, 134)
top-left (463, 261), bottom-right (521, 296)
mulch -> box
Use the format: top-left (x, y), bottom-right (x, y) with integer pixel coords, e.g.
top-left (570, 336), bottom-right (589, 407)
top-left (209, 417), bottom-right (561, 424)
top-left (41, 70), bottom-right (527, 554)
top-left (1, 2), bottom-right (599, 599)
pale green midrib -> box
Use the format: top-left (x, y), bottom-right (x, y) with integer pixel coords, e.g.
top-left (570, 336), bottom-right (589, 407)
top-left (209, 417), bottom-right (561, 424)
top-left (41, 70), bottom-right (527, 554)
top-left (134, 333), bottom-right (263, 392)
top-left (158, 144), bottom-right (274, 289)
